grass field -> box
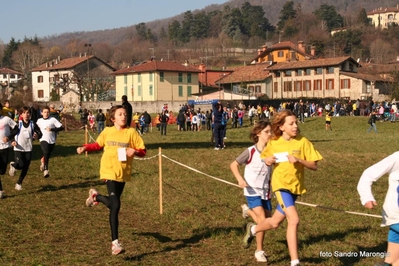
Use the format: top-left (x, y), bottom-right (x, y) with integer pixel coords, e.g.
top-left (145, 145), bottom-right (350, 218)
top-left (0, 115), bottom-right (396, 265)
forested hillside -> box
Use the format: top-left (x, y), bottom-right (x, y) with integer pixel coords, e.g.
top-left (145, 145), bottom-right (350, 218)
top-left (2, 0), bottom-right (399, 76)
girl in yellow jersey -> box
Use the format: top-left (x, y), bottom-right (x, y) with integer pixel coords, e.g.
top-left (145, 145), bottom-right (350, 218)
top-left (243, 110), bottom-right (323, 266)
top-left (77, 105), bottom-right (146, 255)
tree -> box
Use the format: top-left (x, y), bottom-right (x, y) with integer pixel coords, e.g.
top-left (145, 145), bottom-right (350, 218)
top-left (12, 41), bottom-right (45, 80)
top-left (313, 4), bottom-right (344, 31)
top-left (168, 20), bottom-right (182, 45)
top-left (159, 27), bottom-right (167, 40)
top-left (241, 2), bottom-right (274, 39)
top-left (221, 7), bottom-right (243, 39)
top-left (136, 23), bottom-right (148, 41)
top-left (181, 11), bottom-right (194, 43)
top-left (356, 8), bottom-right (370, 26)
top-left (191, 11), bottom-right (210, 40)
top-left (277, 1), bottom-right (297, 30)
top-left (2, 38), bottom-right (19, 67)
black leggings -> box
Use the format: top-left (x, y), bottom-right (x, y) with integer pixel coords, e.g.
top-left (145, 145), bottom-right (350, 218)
top-left (40, 141), bottom-right (55, 170)
top-left (96, 180), bottom-right (126, 241)
top-left (14, 151), bottom-right (32, 185)
top-left (0, 148), bottom-right (9, 191)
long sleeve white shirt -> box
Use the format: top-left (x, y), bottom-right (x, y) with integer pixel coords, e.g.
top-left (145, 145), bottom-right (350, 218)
top-left (357, 151), bottom-right (399, 226)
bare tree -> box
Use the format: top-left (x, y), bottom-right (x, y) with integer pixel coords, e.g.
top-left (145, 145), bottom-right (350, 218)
top-left (370, 39), bottom-right (395, 64)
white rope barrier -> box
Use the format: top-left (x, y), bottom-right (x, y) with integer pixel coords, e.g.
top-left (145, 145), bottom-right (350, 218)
top-left (160, 154), bottom-right (382, 219)
top-left (134, 153), bottom-right (161, 161)
top-left (85, 128), bottom-right (97, 143)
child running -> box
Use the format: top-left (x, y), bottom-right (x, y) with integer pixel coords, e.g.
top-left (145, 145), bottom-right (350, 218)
top-left (357, 152), bottom-right (399, 266)
top-left (243, 110), bottom-right (323, 266)
top-left (230, 120), bottom-right (273, 263)
top-left (325, 110), bottom-right (332, 131)
top-left (0, 103), bottom-right (19, 199)
top-left (36, 106), bottom-right (64, 178)
top-left (9, 107), bottom-right (42, 190)
top-left (76, 105), bottom-right (146, 255)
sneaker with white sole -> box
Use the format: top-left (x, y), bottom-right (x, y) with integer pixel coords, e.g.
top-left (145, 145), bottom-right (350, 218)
top-left (243, 222), bottom-right (255, 249)
top-left (241, 204), bottom-right (249, 219)
top-left (0, 191), bottom-right (3, 199)
top-left (43, 170), bottom-right (49, 178)
top-left (86, 188), bottom-right (99, 207)
top-left (111, 239), bottom-right (125, 255)
top-left (15, 183), bottom-right (22, 191)
top-left (9, 162), bottom-right (15, 176)
top-left (254, 250), bottom-right (267, 262)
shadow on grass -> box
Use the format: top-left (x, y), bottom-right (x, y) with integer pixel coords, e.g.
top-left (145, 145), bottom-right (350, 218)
top-left (37, 178), bottom-right (105, 193)
top-left (124, 226), bottom-right (242, 262)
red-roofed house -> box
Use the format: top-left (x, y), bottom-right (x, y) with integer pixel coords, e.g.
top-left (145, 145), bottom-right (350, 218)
top-left (31, 55), bottom-right (115, 102)
top-left (367, 5), bottom-right (399, 28)
top-left (0, 67), bottom-right (23, 86)
top-left (252, 41), bottom-right (314, 64)
top-left (112, 60), bottom-right (201, 102)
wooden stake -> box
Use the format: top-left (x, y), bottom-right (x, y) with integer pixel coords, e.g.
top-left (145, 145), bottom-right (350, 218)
top-left (159, 147), bottom-right (163, 214)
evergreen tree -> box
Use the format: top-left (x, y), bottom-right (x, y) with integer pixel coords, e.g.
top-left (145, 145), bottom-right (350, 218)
top-left (356, 8), bottom-right (370, 26)
top-left (2, 38), bottom-right (19, 67)
top-left (277, 1), bottom-right (297, 30)
top-left (313, 4), bottom-right (344, 31)
top-left (168, 20), bottom-right (182, 45)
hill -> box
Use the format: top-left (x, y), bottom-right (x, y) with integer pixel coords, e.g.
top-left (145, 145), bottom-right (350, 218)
top-left (41, 0), bottom-right (399, 47)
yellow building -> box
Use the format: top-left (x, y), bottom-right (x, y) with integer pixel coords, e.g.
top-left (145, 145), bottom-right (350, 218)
top-left (253, 41), bottom-right (314, 64)
top-left (367, 6), bottom-right (399, 29)
top-left (112, 60), bottom-right (201, 102)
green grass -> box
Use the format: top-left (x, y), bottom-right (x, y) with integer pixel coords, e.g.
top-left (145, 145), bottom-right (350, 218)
top-left (0, 116), bottom-right (395, 265)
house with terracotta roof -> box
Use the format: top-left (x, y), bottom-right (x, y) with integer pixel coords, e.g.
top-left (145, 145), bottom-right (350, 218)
top-left (265, 56), bottom-right (391, 101)
top-left (214, 63), bottom-right (271, 100)
top-left (252, 41), bottom-right (314, 64)
top-left (0, 67), bottom-right (23, 86)
top-left (367, 5), bottom-right (399, 29)
top-left (31, 55), bottom-right (115, 102)
top-left (112, 60), bottom-right (201, 102)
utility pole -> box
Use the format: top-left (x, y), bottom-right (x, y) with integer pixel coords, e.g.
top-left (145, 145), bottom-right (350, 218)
top-left (84, 43), bottom-right (91, 102)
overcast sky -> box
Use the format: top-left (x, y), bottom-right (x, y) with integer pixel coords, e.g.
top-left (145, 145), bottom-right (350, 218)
top-left (1, 0), bottom-right (228, 44)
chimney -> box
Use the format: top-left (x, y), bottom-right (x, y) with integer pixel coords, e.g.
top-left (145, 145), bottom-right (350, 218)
top-left (46, 62), bottom-right (49, 68)
top-left (298, 41), bottom-right (305, 54)
top-left (58, 56), bottom-right (61, 61)
top-left (311, 46), bottom-right (316, 56)
top-left (199, 63), bottom-right (206, 72)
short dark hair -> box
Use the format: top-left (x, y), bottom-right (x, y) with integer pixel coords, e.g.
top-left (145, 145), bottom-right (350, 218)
top-left (122, 95), bottom-right (127, 101)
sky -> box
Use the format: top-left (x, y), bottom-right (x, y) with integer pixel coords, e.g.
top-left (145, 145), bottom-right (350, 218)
top-left (1, 0), bottom-right (228, 44)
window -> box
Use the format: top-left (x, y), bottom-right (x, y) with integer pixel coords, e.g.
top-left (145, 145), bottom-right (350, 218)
top-left (297, 69), bottom-right (303, 76)
top-left (305, 69), bottom-right (311, 75)
top-left (341, 79), bottom-right (351, 89)
top-left (138, 73), bottom-right (141, 83)
top-left (294, 81), bottom-right (302, 91)
top-left (304, 80), bottom-right (311, 91)
top-left (349, 64), bottom-right (354, 72)
top-left (138, 85), bottom-right (142, 96)
top-left (160, 72), bottom-right (164, 82)
top-left (275, 71), bottom-right (280, 78)
top-left (326, 79), bottom-right (334, 90)
top-left (124, 74), bottom-right (127, 84)
top-left (10, 74), bottom-right (15, 79)
top-left (277, 51), bottom-right (284, 57)
top-left (316, 68), bottom-right (323, 74)
top-left (37, 76), bottom-right (43, 83)
top-left (178, 73), bottom-right (183, 83)
top-left (178, 86), bottom-right (183, 97)
top-left (314, 79), bottom-right (322, 90)
top-left (187, 86), bottom-right (192, 96)
top-left (327, 67), bottom-right (334, 74)
top-left (273, 82), bottom-right (278, 92)
top-left (38, 90), bottom-right (44, 98)
top-left (283, 81), bottom-right (292, 92)
top-left (285, 70), bottom-right (292, 77)
top-left (2, 74), bottom-right (6, 79)
top-left (187, 73), bottom-right (192, 83)
top-left (255, 85), bottom-right (261, 93)
top-left (149, 85), bottom-right (153, 96)
top-left (149, 72), bottom-right (153, 82)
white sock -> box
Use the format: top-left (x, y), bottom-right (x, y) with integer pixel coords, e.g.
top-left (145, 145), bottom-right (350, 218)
top-left (250, 225), bottom-right (256, 235)
top-left (291, 259), bottom-right (300, 266)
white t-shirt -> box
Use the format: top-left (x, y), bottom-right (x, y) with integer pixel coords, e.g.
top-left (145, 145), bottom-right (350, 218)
top-left (235, 145), bottom-right (271, 200)
top-left (0, 116), bottom-right (17, 150)
top-left (357, 151), bottom-right (399, 226)
top-left (14, 121), bottom-right (34, 152)
top-left (37, 117), bottom-right (63, 144)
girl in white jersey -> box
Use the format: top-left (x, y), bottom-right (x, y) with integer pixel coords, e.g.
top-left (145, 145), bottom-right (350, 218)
top-left (36, 106), bottom-right (64, 178)
top-left (230, 120), bottom-right (274, 263)
top-left (0, 103), bottom-right (19, 199)
top-left (9, 107), bottom-right (42, 190)
top-left (357, 153), bottom-right (399, 266)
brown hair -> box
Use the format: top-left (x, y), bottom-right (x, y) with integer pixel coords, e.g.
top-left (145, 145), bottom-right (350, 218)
top-left (108, 105), bottom-right (126, 125)
top-left (250, 119), bottom-right (271, 143)
top-left (271, 110), bottom-right (298, 140)
top-left (19, 106), bottom-right (30, 115)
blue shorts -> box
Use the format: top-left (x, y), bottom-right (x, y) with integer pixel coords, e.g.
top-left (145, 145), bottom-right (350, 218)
top-left (388, 223), bottom-right (399, 244)
top-left (275, 190), bottom-right (298, 215)
top-left (245, 196), bottom-right (272, 211)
